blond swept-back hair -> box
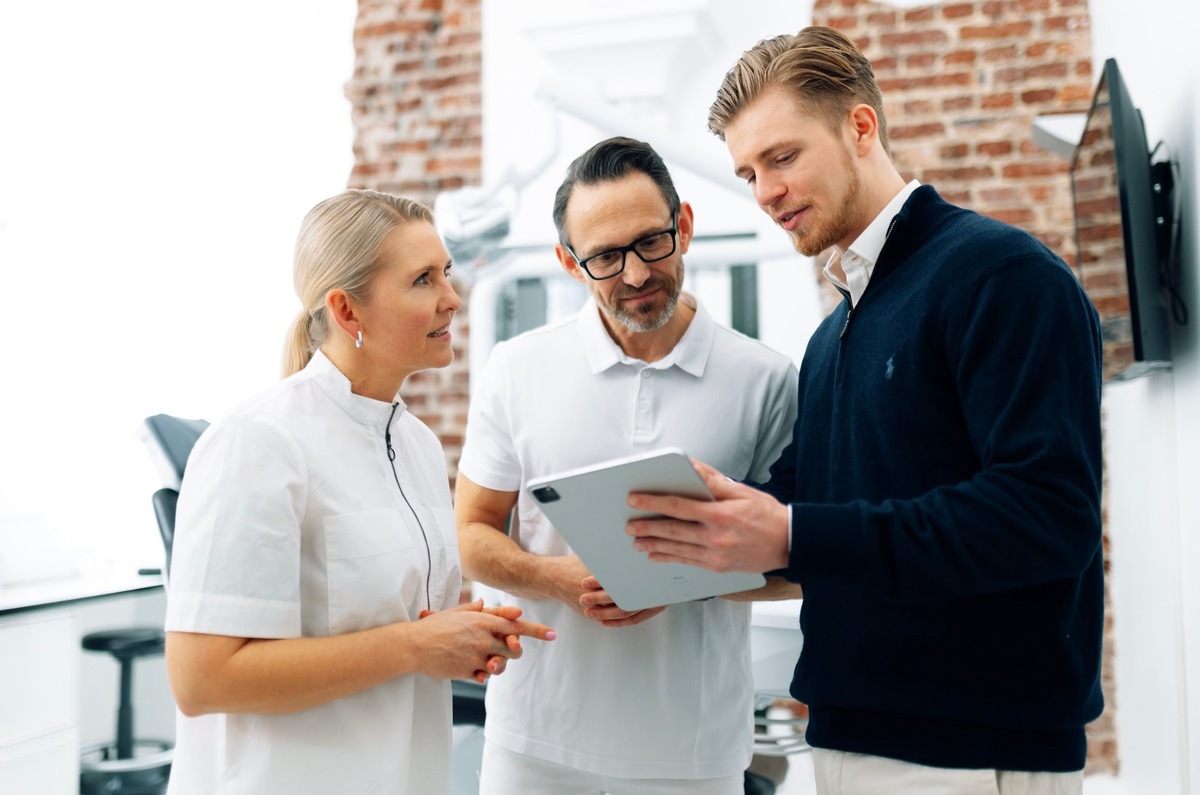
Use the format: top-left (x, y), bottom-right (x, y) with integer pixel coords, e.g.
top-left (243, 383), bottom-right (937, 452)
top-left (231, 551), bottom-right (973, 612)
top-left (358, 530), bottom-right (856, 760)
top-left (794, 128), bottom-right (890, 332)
top-left (707, 26), bottom-right (890, 157)
top-left (282, 189), bottom-right (434, 377)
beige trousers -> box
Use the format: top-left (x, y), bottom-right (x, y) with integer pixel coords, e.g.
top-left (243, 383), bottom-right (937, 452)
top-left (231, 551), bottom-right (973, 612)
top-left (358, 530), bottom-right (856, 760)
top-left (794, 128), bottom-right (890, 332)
top-left (812, 749), bottom-right (1084, 795)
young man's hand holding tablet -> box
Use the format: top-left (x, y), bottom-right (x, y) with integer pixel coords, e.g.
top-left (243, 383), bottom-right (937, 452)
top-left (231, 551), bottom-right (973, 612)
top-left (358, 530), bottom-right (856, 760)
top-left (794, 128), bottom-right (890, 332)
top-left (525, 448), bottom-right (765, 611)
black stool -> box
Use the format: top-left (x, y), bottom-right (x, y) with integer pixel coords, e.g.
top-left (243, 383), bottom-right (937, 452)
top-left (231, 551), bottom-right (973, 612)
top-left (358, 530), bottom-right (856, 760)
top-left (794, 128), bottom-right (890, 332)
top-left (79, 628), bottom-right (173, 795)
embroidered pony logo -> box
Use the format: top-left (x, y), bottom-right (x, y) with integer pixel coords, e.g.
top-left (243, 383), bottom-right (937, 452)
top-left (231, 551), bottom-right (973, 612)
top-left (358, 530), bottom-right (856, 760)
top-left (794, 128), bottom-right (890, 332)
top-left (885, 355), bottom-right (895, 380)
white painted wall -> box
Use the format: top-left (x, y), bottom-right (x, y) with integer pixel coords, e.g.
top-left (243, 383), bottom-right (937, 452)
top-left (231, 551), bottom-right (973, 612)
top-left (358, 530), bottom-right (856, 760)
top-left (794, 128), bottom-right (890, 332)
top-left (0, 1), bottom-right (356, 571)
top-left (1089, 1), bottom-right (1200, 791)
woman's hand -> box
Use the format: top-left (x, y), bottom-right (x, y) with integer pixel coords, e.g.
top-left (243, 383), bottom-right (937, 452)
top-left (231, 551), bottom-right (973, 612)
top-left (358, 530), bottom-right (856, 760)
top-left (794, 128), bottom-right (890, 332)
top-left (417, 600), bottom-right (555, 682)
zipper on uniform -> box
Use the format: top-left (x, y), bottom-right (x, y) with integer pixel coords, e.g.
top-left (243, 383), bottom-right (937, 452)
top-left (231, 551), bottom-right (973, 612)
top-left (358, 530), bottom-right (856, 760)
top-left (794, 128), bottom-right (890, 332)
top-left (385, 402), bottom-right (433, 612)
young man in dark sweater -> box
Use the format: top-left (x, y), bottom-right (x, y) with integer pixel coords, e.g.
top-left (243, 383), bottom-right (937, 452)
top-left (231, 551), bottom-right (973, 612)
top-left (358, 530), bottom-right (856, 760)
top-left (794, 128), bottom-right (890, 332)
top-left (628, 26), bottom-right (1103, 794)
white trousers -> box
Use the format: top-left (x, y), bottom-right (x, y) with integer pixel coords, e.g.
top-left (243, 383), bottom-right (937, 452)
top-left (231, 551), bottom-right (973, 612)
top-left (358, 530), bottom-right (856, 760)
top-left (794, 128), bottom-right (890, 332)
top-left (812, 749), bottom-right (1084, 795)
top-left (478, 741), bottom-right (744, 795)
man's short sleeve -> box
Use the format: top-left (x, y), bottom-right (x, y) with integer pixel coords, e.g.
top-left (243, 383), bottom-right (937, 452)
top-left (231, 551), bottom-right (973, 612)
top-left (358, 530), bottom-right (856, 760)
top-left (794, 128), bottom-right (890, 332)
top-left (458, 343), bottom-right (523, 492)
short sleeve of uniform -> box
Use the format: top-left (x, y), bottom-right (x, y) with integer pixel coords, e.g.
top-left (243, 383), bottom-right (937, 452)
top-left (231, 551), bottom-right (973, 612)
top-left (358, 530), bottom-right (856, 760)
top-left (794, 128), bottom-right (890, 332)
top-left (748, 358), bottom-right (799, 483)
top-left (458, 343), bottom-right (522, 492)
top-left (165, 412), bottom-right (306, 639)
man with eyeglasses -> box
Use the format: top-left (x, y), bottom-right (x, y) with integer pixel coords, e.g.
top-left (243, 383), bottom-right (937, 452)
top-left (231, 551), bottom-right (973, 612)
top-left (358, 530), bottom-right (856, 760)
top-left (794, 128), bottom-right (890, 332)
top-left (455, 136), bottom-right (801, 795)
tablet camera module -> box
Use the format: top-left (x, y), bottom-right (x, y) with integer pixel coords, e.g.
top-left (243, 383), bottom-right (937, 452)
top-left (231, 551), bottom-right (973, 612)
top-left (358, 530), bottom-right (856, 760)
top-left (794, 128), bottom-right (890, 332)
top-left (531, 486), bottom-right (561, 504)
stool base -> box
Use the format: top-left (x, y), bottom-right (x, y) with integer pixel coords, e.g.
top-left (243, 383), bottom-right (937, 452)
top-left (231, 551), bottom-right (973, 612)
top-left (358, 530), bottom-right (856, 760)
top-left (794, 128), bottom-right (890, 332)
top-left (80, 739), bottom-right (172, 795)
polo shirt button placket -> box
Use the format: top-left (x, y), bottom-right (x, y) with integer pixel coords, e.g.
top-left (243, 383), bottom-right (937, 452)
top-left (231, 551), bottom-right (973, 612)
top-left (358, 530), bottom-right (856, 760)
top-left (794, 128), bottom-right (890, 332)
top-left (633, 368), bottom-right (654, 439)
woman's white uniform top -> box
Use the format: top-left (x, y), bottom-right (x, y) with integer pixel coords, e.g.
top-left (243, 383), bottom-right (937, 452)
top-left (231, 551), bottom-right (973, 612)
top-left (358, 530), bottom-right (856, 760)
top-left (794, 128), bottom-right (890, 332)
top-left (165, 350), bottom-right (462, 795)
top-left (458, 295), bottom-right (798, 779)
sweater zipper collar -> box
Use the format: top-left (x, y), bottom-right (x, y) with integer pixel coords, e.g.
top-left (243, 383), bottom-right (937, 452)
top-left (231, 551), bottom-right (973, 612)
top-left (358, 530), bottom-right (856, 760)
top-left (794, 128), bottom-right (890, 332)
top-left (839, 215), bottom-right (901, 341)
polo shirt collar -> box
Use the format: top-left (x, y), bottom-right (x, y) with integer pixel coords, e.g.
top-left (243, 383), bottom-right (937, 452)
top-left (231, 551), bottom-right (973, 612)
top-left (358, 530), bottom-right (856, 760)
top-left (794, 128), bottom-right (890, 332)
top-left (307, 348), bottom-right (406, 433)
top-left (579, 291), bottom-right (714, 377)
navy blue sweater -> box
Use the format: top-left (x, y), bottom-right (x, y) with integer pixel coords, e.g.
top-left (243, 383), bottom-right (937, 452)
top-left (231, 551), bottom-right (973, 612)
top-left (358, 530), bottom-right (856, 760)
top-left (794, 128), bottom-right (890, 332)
top-left (764, 186), bottom-right (1104, 771)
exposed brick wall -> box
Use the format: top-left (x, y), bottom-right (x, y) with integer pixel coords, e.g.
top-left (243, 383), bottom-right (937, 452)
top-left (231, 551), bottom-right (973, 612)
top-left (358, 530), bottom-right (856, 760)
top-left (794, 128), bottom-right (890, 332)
top-left (346, 0), bottom-right (483, 481)
top-left (813, 0), bottom-right (1117, 776)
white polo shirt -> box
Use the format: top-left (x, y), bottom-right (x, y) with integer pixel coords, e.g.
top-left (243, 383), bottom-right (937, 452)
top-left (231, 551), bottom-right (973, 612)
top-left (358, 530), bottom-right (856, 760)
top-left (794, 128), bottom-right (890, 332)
top-left (458, 293), bottom-right (798, 779)
top-left (165, 350), bottom-right (461, 795)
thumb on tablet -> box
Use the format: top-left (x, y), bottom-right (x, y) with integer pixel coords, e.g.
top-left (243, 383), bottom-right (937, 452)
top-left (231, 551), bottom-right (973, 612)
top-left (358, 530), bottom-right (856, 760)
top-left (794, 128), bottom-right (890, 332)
top-left (690, 458), bottom-right (740, 499)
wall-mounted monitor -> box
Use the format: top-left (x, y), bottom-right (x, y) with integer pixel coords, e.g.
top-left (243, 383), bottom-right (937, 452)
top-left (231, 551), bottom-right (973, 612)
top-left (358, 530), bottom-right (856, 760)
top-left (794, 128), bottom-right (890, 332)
top-left (1071, 58), bottom-right (1184, 381)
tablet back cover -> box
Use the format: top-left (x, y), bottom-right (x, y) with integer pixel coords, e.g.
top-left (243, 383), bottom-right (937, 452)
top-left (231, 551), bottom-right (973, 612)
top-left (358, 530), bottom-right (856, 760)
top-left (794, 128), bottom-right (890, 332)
top-left (526, 448), bottom-right (765, 610)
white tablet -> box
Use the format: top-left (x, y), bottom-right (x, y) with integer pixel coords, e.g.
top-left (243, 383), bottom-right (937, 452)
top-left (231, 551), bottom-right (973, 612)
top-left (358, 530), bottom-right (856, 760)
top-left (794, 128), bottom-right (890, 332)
top-left (525, 447), bottom-right (766, 611)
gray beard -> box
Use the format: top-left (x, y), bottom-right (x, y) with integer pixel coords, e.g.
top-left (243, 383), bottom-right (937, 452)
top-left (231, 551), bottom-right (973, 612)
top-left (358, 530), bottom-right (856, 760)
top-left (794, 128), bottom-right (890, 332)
top-left (612, 290), bottom-right (678, 332)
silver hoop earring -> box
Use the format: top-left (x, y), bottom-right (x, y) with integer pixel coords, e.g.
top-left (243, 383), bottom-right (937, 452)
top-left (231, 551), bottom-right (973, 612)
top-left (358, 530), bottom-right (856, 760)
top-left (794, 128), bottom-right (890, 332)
top-left (355, 330), bottom-right (363, 349)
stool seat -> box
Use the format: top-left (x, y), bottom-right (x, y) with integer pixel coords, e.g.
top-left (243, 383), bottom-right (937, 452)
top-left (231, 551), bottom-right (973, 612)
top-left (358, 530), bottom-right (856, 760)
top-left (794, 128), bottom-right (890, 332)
top-left (82, 628), bottom-right (165, 658)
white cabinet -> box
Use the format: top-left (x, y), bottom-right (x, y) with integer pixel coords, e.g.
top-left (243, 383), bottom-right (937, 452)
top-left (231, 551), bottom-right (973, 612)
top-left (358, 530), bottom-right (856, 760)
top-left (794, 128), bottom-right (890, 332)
top-left (0, 608), bottom-right (80, 795)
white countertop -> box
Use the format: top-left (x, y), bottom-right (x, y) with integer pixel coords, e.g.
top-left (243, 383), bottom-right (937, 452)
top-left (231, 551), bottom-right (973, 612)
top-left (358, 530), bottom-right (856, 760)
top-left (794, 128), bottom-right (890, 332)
top-left (0, 569), bottom-right (163, 616)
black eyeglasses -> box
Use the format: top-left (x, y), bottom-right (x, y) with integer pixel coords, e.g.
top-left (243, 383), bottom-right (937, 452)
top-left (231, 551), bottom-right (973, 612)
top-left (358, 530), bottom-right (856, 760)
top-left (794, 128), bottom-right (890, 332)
top-left (564, 215), bottom-right (678, 281)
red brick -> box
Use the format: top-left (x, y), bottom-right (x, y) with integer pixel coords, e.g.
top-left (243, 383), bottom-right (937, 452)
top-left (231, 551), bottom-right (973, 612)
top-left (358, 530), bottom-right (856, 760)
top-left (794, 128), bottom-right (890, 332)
top-left (890, 122), bottom-right (948, 139)
top-left (1022, 88), bottom-right (1059, 104)
top-left (1028, 61), bottom-right (1070, 79)
top-left (924, 165), bottom-right (996, 181)
top-left (985, 45), bottom-right (1021, 62)
top-left (1002, 161), bottom-right (1068, 178)
top-left (982, 187), bottom-right (1021, 203)
top-left (981, 92), bottom-right (1016, 109)
top-left (881, 30), bottom-right (949, 48)
top-left (1062, 84), bottom-right (1095, 103)
top-left (879, 72), bottom-right (972, 92)
top-left (942, 143), bottom-right (970, 159)
top-left (995, 66), bottom-right (1027, 83)
top-left (943, 3), bottom-right (976, 19)
top-left (355, 19), bottom-right (433, 41)
top-left (939, 189), bottom-right (973, 205)
top-left (978, 141), bottom-right (1014, 156)
top-left (961, 21), bottom-right (1035, 39)
top-left (872, 55), bottom-right (900, 73)
top-left (905, 7), bottom-right (935, 23)
top-left (1028, 184), bottom-right (1056, 201)
top-left (988, 207), bottom-right (1036, 225)
top-left (827, 15), bottom-right (859, 30)
top-left (1045, 14), bottom-right (1088, 31)
top-left (1020, 139), bottom-right (1055, 155)
top-left (944, 49), bottom-right (977, 66)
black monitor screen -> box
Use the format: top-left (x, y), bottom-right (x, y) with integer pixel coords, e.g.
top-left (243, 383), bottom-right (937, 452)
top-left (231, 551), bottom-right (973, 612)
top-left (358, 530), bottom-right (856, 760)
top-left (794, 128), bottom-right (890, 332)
top-left (1071, 58), bottom-right (1170, 378)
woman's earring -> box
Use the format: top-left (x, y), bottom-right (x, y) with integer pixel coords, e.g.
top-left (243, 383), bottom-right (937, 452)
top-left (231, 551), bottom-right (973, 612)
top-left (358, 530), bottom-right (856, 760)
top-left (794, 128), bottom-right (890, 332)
top-left (355, 330), bottom-right (363, 349)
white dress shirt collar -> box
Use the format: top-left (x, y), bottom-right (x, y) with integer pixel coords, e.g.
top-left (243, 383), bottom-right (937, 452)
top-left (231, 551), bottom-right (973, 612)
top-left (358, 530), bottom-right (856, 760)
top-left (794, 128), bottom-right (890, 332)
top-left (823, 179), bottom-right (921, 307)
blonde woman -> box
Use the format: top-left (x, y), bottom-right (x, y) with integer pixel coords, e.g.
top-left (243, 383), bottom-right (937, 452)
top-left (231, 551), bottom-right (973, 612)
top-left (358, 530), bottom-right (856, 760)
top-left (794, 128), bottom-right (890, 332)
top-left (164, 190), bottom-right (554, 795)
